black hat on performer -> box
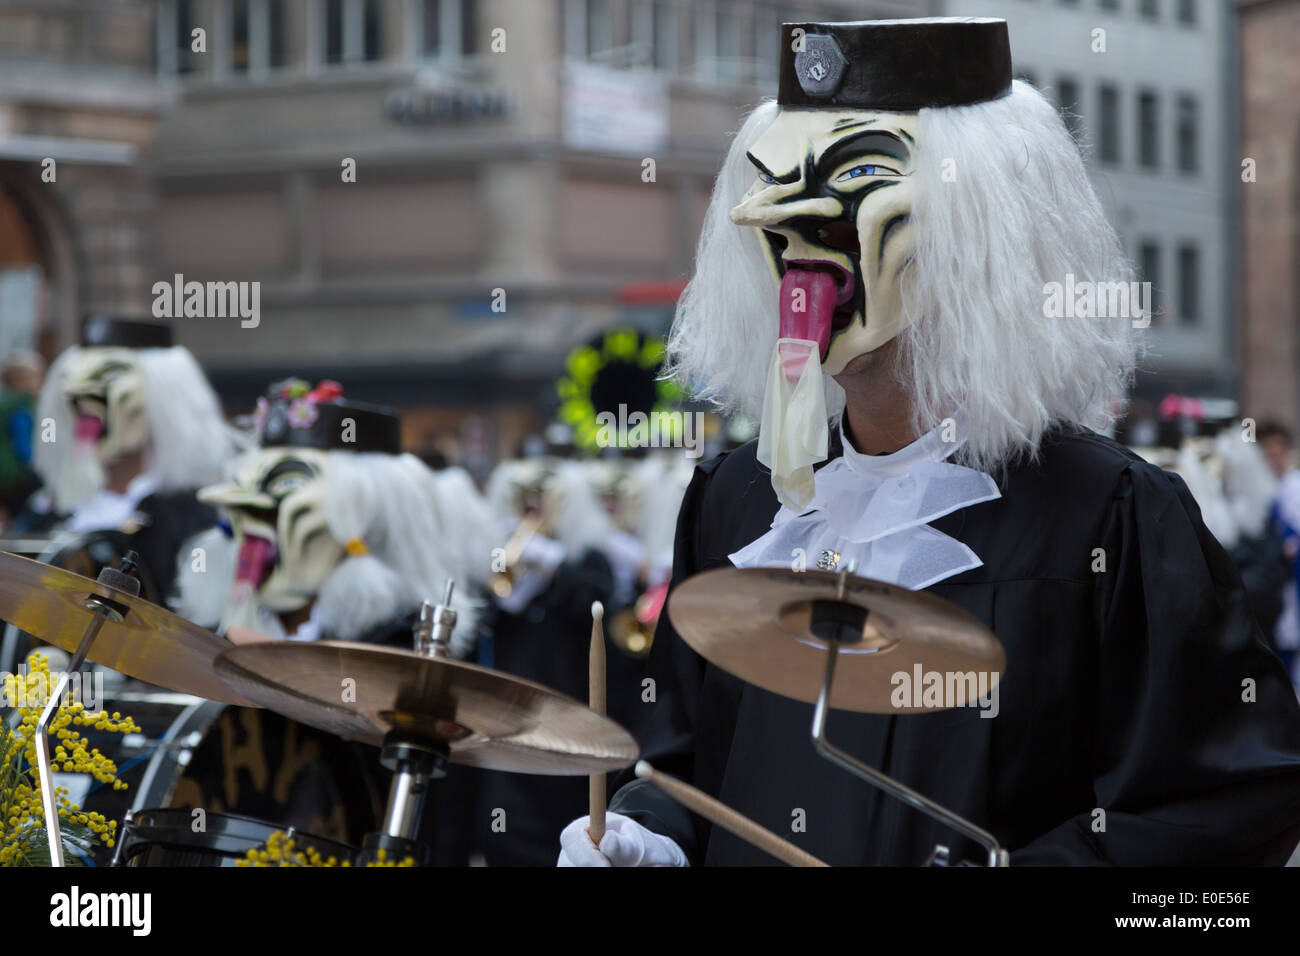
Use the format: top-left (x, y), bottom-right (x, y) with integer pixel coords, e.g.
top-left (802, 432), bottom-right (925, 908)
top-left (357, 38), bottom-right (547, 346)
top-left (254, 378), bottom-right (402, 455)
top-left (80, 315), bottom-right (174, 349)
top-left (778, 17), bottom-right (1013, 110)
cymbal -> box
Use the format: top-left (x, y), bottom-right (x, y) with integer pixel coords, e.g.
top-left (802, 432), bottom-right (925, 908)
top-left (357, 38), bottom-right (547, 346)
top-left (667, 567), bottom-right (1003, 714)
top-left (0, 552), bottom-right (257, 705)
top-left (214, 640), bottom-right (639, 775)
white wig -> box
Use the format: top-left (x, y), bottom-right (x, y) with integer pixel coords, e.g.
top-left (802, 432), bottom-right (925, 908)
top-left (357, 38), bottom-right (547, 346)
top-left (1215, 428), bottom-right (1278, 542)
top-left (667, 81), bottom-right (1141, 473)
top-left (486, 457), bottom-right (616, 559)
top-left (176, 451), bottom-right (486, 655)
top-left (315, 451), bottom-right (483, 652)
top-left (34, 345), bottom-right (239, 510)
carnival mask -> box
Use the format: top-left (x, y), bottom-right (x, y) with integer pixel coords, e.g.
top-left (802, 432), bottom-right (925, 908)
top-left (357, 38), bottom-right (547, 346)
top-left (60, 347), bottom-right (150, 464)
top-left (199, 447), bottom-right (343, 613)
top-left (731, 109), bottom-right (918, 376)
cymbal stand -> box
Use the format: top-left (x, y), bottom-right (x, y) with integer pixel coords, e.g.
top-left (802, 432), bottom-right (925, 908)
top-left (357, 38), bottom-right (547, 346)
top-left (33, 553), bottom-right (141, 867)
top-left (808, 569), bottom-right (1010, 868)
top-left (357, 581), bottom-right (459, 866)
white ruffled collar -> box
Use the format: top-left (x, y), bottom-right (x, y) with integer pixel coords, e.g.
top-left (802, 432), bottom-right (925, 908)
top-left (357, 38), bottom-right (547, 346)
top-left (838, 417), bottom-right (960, 478)
top-left (730, 416), bottom-right (1001, 590)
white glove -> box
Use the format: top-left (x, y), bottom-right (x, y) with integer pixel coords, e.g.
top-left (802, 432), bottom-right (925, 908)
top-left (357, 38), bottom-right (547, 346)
top-left (557, 812), bottom-right (689, 867)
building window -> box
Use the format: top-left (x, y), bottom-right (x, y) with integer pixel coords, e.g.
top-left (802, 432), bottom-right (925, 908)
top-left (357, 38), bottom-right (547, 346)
top-left (1177, 0), bottom-right (1195, 24)
top-left (1139, 241), bottom-right (1162, 322)
top-left (587, 0), bottom-right (613, 57)
top-left (564, 0), bottom-right (613, 59)
top-left (1056, 76), bottom-right (1081, 139)
top-left (693, 2), bottom-right (718, 79)
top-left (1099, 0), bottom-right (1119, 9)
top-left (423, 1), bottom-right (477, 58)
top-left (232, 0), bottom-right (251, 73)
top-left (1176, 94), bottom-right (1198, 174)
top-left (162, 0), bottom-right (196, 75)
top-left (325, 0), bottom-right (381, 65)
top-left (654, 0), bottom-right (678, 71)
top-left (1139, 0), bottom-right (1158, 20)
top-left (631, 0), bottom-right (677, 71)
top-left (716, 1), bottom-right (742, 82)
top-left (1138, 90), bottom-right (1159, 169)
top-left (209, 0), bottom-right (285, 77)
top-left (1177, 244), bottom-right (1199, 325)
top-left (1099, 84), bottom-right (1120, 164)
top-left (755, 3), bottom-right (780, 82)
top-left (363, 0), bottom-right (381, 60)
top-left (269, 0), bottom-right (286, 68)
top-left (325, 0), bottom-right (344, 64)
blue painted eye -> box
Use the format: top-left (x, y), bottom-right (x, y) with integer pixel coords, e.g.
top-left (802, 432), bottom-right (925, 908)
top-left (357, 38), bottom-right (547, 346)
top-left (838, 164), bottom-right (879, 181)
top-left (759, 172), bottom-right (777, 184)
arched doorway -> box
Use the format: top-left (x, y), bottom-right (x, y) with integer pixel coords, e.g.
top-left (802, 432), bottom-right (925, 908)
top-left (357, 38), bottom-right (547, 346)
top-left (0, 166), bottom-right (80, 360)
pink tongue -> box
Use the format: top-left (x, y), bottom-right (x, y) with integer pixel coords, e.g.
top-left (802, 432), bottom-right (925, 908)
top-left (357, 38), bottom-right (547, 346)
top-left (235, 536), bottom-right (276, 589)
top-left (75, 414), bottom-right (104, 442)
top-left (779, 268), bottom-right (838, 380)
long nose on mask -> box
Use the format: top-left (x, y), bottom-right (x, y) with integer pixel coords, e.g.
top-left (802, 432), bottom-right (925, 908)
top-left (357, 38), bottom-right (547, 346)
top-left (730, 191), bottom-right (843, 228)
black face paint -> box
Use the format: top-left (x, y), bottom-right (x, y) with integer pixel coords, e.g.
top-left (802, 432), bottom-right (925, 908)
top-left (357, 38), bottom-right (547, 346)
top-left (753, 126), bottom-right (913, 350)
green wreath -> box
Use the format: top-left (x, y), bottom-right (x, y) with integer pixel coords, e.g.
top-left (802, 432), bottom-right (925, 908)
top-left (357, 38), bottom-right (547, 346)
top-left (556, 329), bottom-right (683, 453)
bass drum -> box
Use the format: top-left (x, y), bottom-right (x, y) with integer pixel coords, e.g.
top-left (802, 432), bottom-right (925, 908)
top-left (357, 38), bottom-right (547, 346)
top-left (132, 701), bottom-right (386, 853)
top-left (113, 807), bottom-right (355, 867)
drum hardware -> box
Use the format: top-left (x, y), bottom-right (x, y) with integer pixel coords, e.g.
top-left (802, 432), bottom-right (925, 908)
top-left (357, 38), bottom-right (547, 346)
top-left (33, 552), bottom-right (141, 867)
top-left (356, 587), bottom-right (461, 865)
top-left (412, 581), bottom-right (456, 658)
top-left (489, 513), bottom-right (544, 599)
top-left (667, 565), bottom-right (1012, 867)
top-left (358, 730), bottom-right (447, 866)
top-left (808, 582), bottom-right (1008, 867)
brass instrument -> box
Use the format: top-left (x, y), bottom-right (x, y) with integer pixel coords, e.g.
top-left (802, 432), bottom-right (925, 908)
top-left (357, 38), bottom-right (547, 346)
top-left (489, 513), bottom-right (544, 599)
top-left (608, 579), bottom-right (668, 658)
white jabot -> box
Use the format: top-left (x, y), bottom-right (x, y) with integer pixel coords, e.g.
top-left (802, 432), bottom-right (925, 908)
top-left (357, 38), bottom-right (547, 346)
top-left (730, 416), bottom-right (1001, 590)
top-left (66, 472), bottom-right (160, 533)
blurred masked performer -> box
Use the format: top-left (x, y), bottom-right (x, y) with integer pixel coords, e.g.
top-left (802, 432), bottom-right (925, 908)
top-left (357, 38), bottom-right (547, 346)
top-left (454, 455), bottom-right (631, 865)
top-left (30, 315), bottom-right (235, 602)
top-left (558, 18), bottom-right (1300, 867)
top-left (180, 379), bottom-right (488, 646)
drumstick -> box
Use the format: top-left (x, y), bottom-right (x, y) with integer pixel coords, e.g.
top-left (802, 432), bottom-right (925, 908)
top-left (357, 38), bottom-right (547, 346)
top-left (588, 601), bottom-right (607, 846)
top-left (635, 761), bottom-right (829, 868)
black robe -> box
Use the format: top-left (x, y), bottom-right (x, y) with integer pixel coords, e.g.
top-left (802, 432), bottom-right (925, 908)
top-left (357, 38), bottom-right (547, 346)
top-left (608, 425), bottom-right (1300, 865)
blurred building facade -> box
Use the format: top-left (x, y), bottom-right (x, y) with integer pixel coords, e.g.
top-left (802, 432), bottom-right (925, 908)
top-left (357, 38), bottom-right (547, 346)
top-left (0, 0), bottom-right (170, 358)
top-left (952, 0), bottom-right (1238, 412)
top-left (0, 0), bottom-right (1275, 464)
top-left (1239, 0), bottom-right (1300, 431)
top-left (147, 0), bottom-right (926, 468)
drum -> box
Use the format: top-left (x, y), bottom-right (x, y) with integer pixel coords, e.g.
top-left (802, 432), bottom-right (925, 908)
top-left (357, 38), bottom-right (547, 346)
top-left (137, 703), bottom-right (386, 849)
top-left (113, 807), bottom-right (355, 867)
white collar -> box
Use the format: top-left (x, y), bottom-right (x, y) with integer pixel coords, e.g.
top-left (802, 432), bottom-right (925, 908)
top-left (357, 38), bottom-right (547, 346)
top-left (66, 471), bottom-right (160, 532)
top-left (838, 415), bottom-right (963, 479)
top-left (730, 414), bottom-right (1000, 590)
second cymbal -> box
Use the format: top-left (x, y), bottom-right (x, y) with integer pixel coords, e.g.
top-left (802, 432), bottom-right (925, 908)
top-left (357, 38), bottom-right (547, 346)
top-left (667, 567), bottom-right (1004, 714)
